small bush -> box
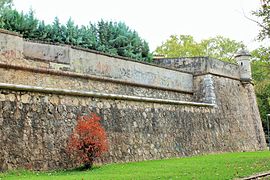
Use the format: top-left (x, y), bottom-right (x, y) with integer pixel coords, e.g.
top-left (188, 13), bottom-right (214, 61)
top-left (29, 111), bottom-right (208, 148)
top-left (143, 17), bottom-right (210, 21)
top-left (67, 113), bottom-right (108, 169)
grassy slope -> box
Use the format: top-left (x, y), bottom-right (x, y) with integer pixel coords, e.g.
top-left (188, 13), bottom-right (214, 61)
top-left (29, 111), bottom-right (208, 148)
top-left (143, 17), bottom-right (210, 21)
top-left (1, 151), bottom-right (270, 180)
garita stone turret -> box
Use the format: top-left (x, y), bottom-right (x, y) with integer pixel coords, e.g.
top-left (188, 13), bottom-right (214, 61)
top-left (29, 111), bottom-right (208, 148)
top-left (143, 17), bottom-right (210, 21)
top-left (235, 49), bottom-right (252, 82)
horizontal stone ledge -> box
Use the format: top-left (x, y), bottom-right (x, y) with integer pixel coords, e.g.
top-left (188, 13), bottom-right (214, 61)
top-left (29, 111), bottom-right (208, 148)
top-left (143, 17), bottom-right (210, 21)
top-left (0, 83), bottom-right (215, 107)
top-left (0, 28), bottom-right (22, 37)
top-left (194, 72), bottom-right (240, 81)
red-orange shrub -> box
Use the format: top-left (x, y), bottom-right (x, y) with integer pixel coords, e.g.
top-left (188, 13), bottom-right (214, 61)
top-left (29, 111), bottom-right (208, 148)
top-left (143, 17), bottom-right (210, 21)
top-left (67, 113), bottom-right (108, 169)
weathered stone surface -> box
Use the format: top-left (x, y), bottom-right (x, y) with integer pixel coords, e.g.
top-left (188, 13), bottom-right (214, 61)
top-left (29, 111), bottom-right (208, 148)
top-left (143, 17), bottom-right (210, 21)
top-left (70, 48), bottom-right (193, 92)
top-left (0, 30), bottom-right (23, 60)
top-left (23, 41), bottom-right (70, 64)
top-left (0, 74), bottom-right (267, 170)
top-left (21, 94), bottom-right (31, 104)
top-left (22, 41), bottom-right (194, 92)
top-left (0, 68), bottom-right (192, 102)
top-left (153, 57), bottom-right (240, 79)
top-left (0, 30), bottom-right (266, 171)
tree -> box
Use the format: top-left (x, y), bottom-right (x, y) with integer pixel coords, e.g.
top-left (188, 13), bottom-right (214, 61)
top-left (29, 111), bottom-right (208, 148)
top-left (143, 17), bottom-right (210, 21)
top-left (0, 7), bottom-right (39, 37)
top-left (251, 46), bottom-right (270, 132)
top-left (0, 0), bottom-right (12, 11)
top-left (251, 1), bottom-right (270, 136)
top-left (155, 35), bottom-right (245, 63)
top-left (79, 24), bottom-right (98, 50)
top-left (95, 20), bottom-right (151, 61)
top-left (200, 36), bottom-right (245, 62)
top-left (155, 35), bottom-right (204, 58)
top-left (67, 113), bottom-right (108, 169)
top-left (252, 0), bottom-right (270, 40)
top-left (0, 0), bottom-right (12, 28)
top-left (0, 6), bottom-right (152, 61)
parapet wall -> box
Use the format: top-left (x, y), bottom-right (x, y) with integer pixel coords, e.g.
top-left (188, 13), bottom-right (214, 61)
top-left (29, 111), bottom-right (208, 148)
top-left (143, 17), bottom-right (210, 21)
top-left (0, 30), bottom-right (23, 59)
top-left (154, 57), bottom-right (240, 79)
top-left (0, 30), bottom-right (266, 171)
top-left (23, 41), bottom-right (193, 93)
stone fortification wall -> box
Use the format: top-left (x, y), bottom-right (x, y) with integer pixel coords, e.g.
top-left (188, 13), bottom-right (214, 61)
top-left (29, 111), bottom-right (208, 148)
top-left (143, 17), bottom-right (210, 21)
top-left (0, 30), bottom-right (267, 171)
top-left (154, 57), bottom-right (240, 79)
top-left (0, 30), bottom-right (23, 59)
top-left (23, 41), bottom-right (193, 93)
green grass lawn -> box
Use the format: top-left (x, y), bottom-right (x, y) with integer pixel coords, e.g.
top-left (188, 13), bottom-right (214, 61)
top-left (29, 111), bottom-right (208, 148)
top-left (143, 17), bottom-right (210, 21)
top-left (1, 151), bottom-right (270, 180)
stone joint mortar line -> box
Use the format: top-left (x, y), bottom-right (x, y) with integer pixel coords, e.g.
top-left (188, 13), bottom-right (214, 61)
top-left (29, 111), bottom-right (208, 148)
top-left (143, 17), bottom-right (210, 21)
top-left (194, 72), bottom-right (241, 81)
top-left (0, 83), bottom-right (215, 107)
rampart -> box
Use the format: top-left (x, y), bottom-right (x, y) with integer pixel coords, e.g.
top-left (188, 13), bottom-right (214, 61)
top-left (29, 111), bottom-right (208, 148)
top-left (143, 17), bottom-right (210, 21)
top-left (0, 29), bottom-right (267, 171)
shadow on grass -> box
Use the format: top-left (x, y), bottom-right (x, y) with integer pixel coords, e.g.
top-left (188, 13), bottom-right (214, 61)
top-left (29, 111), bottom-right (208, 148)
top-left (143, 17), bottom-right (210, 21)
top-left (0, 165), bottom-right (102, 179)
top-left (67, 165), bottom-right (101, 172)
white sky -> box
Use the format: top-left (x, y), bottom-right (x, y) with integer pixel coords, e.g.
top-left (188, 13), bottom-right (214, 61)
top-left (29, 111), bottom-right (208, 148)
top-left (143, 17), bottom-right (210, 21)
top-left (13, 0), bottom-right (268, 52)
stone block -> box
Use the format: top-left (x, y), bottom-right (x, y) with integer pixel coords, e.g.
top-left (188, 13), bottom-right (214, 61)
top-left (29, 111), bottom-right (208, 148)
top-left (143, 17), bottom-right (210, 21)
top-left (21, 94), bottom-right (31, 104)
top-left (0, 94), bottom-right (5, 101)
top-left (23, 41), bottom-right (70, 64)
top-left (0, 30), bottom-right (23, 59)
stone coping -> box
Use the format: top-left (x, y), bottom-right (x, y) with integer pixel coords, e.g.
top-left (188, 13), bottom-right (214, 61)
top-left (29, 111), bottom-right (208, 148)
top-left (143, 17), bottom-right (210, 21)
top-left (0, 82), bottom-right (215, 107)
top-left (154, 56), bottom-right (238, 66)
top-left (0, 29), bottom-right (22, 37)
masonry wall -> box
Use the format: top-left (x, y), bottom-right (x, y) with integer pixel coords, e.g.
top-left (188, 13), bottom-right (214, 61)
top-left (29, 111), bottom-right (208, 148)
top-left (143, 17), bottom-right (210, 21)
top-left (0, 30), bottom-right (266, 171)
top-left (23, 41), bottom-right (193, 93)
top-left (154, 57), bottom-right (240, 79)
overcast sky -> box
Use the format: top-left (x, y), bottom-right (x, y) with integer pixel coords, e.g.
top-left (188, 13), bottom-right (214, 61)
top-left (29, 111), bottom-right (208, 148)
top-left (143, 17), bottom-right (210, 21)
top-left (13, 0), bottom-right (268, 51)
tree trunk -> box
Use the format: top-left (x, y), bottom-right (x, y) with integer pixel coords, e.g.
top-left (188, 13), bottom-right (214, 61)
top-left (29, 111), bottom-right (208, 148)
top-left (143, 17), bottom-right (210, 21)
top-left (84, 161), bottom-right (93, 170)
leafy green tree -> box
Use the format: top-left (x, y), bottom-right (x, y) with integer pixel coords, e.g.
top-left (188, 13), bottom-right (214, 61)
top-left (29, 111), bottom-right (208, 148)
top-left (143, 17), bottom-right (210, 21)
top-left (251, 46), bottom-right (270, 131)
top-left (0, 6), bottom-right (151, 61)
top-left (0, 0), bottom-right (12, 11)
top-left (79, 24), bottom-right (98, 50)
top-left (252, 0), bottom-right (270, 40)
top-left (155, 35), bottom-right (204, 58)
top-left (96, 20), bottom-right (118, 55)
top-left (34, 20), bottom-right (52, 41)
top-left (200, 36), bottom-right (245, 62)
top-left (155, 35), bottom-right (245, 63)
top-left (95, 20), bottom-right (150, 61)
top-left (250, 1), bottom-right (270, 136)
top-left (0, 0), bottom-right (12, 28)
top-left (0, 8), bottom-right (38, 38)
top-left (49, 17), bottom-right (64, 43)
top-left (63, 18), bottom-right (81, 45)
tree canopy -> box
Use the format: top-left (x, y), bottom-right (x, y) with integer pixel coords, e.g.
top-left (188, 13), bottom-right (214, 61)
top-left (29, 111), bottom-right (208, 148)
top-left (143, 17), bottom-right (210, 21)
top-left (252, 0), bottom-right (270, 40)
top-left (0, 0), bottom-right (12, 10)
top-left (251, 46), bottom-right (270, 131)
top-left (251, 1), bottom-right (270, 132)
top-left (155, 35), bottom-right (245, 63)
top-left (0, 3), bottom-right (151, 61)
